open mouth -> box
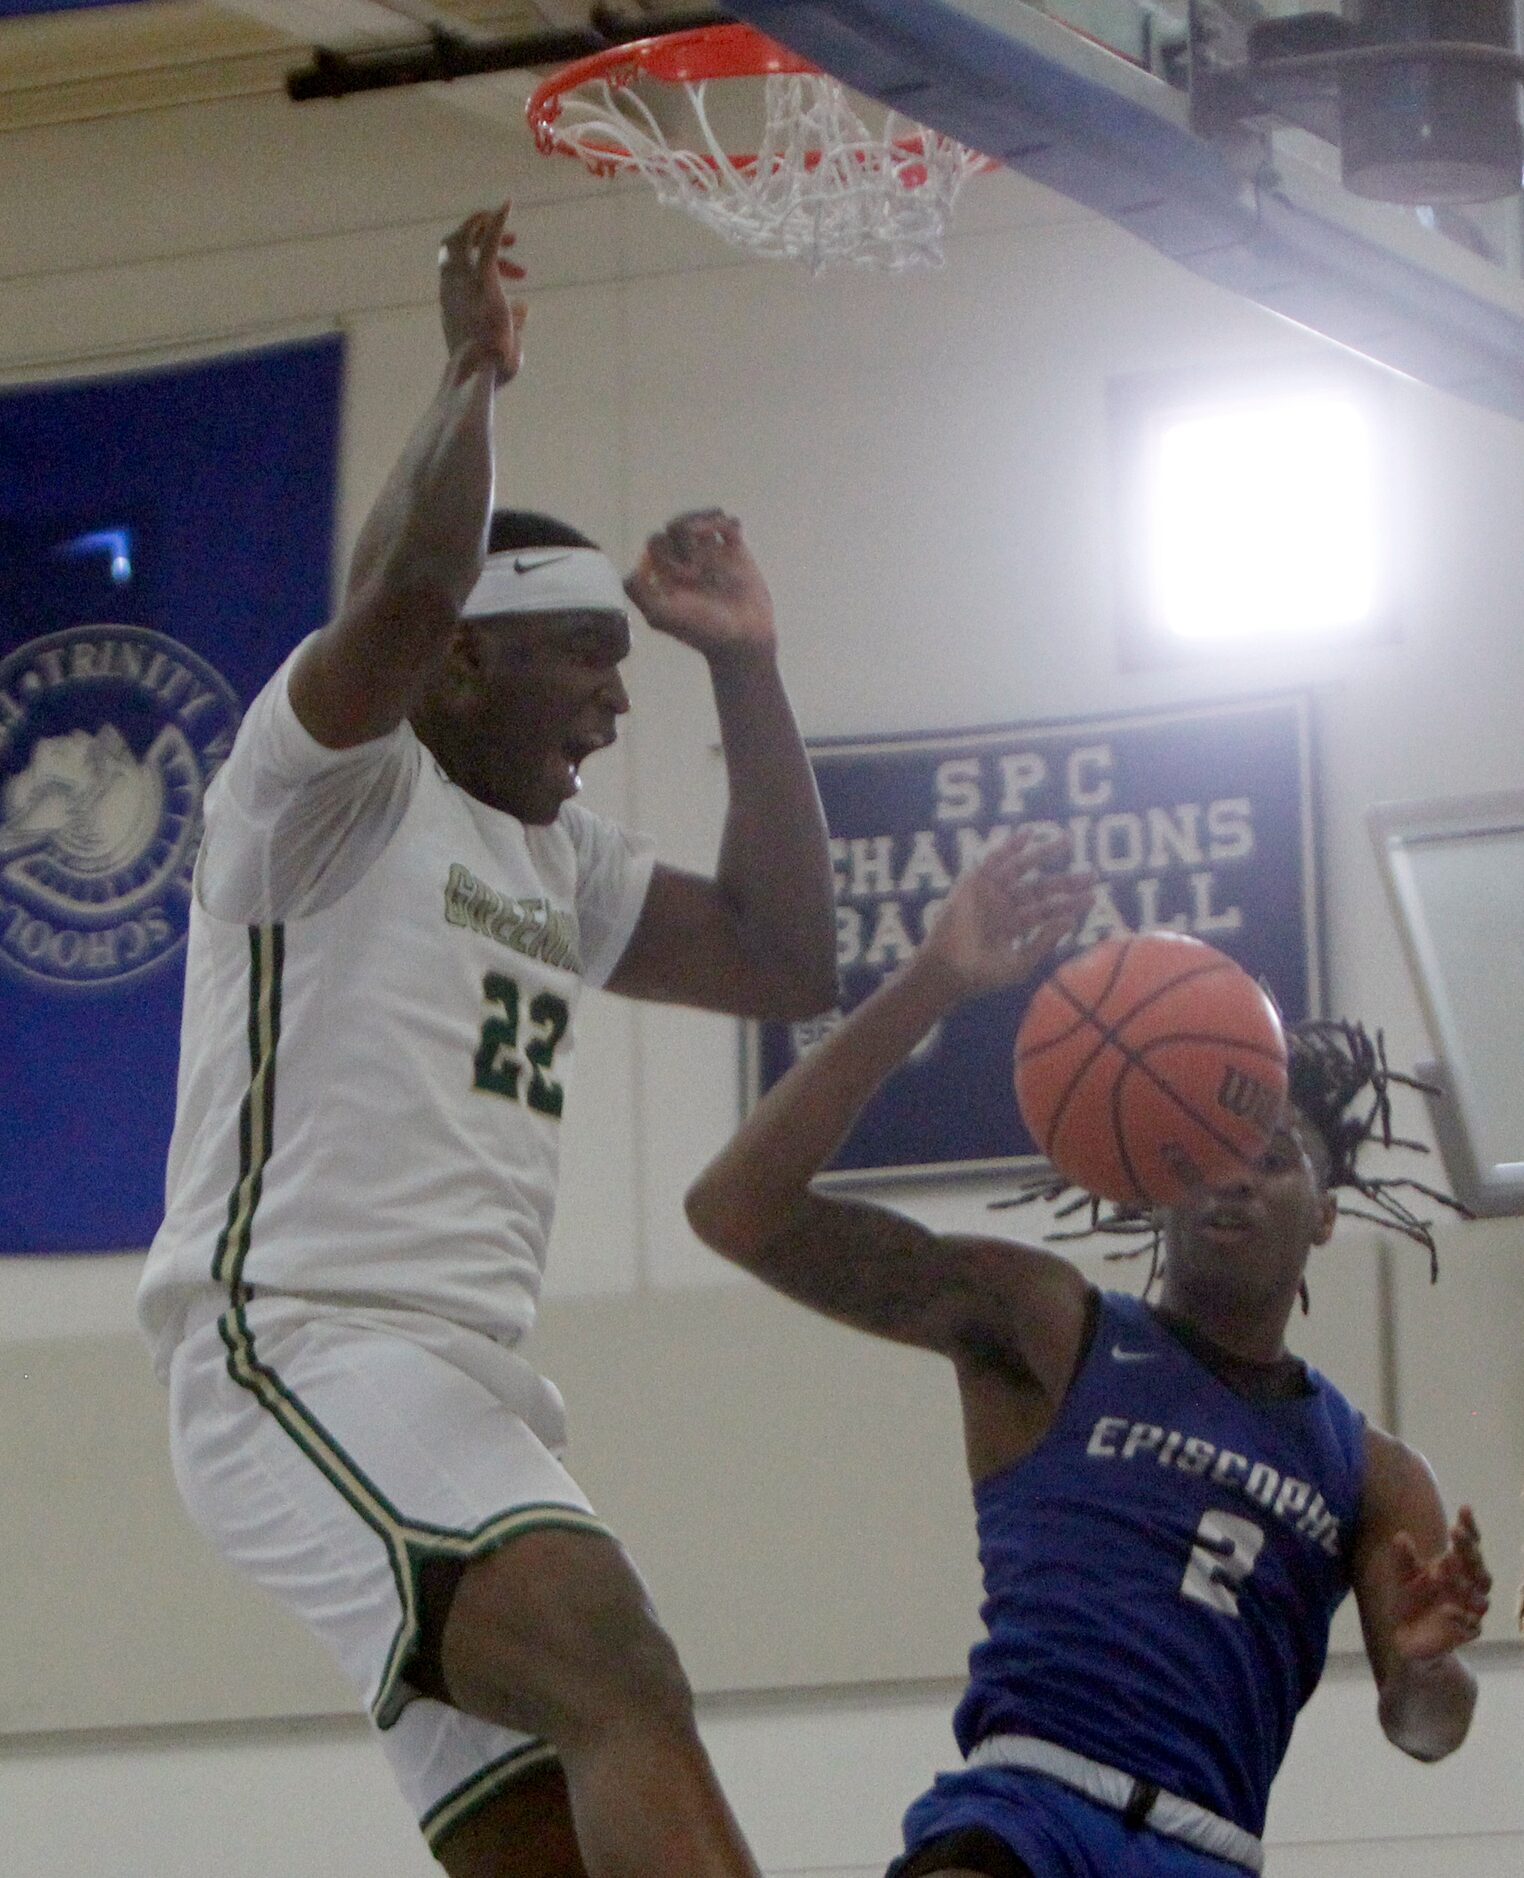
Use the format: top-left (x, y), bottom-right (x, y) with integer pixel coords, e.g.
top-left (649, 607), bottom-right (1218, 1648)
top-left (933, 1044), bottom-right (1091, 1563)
top-left (555, 730), bottom-right (615, 795)
top-left (1197, 1209), bottom-right (1258, 1244)
top-left (565, 730), bottom-right (613, 767)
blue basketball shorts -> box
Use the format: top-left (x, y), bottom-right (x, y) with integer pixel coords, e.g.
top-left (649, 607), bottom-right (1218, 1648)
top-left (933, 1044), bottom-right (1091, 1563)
top-left (896, 1767), bottom-right (1256, 1878)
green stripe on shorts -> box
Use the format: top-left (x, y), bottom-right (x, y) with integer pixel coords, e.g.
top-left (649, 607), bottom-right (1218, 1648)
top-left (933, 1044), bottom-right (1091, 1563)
top-left (209, 926), bottom-right (615, 1729)
top-left (420, 1740), bottom-right (561, 1852)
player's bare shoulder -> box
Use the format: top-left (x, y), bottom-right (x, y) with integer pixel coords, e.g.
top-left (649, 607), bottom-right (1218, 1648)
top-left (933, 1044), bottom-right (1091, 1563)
top-left (941, 1232), bottom-right (1091, 1403)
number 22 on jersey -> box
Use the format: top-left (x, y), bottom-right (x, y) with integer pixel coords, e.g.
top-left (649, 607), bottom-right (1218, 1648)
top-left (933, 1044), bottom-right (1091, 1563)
top-left (473, 970), bottom-right (569, 1117)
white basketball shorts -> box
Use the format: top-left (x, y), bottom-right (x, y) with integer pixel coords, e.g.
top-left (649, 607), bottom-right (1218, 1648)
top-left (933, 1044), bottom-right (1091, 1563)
top-left (168, 1290), bottom-right (613, 1852)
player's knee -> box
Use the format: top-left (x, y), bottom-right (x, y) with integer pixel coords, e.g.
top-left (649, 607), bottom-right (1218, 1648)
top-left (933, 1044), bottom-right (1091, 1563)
top-left (570, 1583), bottom-right (693, 1738)
top-left (515, 1562), bottom-right (696, 1748)
top-left (441, 1527), bottom-right (694, 1745)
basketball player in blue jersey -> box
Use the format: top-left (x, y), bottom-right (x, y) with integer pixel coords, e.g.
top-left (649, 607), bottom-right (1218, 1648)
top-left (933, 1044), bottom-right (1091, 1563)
top-left (137, 205), bottom-right (834, 1878)
top-left (686, 831), bottom-right (1491, 1878)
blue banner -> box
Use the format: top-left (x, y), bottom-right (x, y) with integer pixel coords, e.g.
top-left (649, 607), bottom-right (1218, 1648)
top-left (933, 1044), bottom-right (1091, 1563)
top-left (752, 695), bottom-right (1321, 1179)
top-left (0, 1), bottom-right (148, 14)
top-left (0, 337), bottom-right (344, 1252)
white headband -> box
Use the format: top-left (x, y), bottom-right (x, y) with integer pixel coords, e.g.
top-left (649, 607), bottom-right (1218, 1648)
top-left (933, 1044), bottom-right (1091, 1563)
top-left (462, 546), bottom-right (628, 621)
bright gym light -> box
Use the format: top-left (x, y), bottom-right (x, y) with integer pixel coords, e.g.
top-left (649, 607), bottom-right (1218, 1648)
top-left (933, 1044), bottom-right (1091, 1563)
top-left (1145, 394), bottom-right (1379, 643)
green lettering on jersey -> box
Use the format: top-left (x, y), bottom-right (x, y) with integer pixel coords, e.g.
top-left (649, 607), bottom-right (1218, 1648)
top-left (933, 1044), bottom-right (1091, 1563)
top-left (445, 863), bottom-right (582, 973)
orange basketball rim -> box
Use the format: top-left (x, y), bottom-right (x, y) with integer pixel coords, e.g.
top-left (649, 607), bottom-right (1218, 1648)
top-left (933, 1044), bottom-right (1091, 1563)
top-left (526, 22), bottom-right (992, 271)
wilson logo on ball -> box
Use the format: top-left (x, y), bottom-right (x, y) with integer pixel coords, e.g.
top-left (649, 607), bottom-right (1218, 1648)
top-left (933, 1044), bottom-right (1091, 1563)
top-left (1216, 1064), bottom-right (1284, 1133)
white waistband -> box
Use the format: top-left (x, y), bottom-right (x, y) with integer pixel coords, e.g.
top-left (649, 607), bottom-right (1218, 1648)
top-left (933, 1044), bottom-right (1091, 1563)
top-left (966, 1734), bottom-right (1264, 1874)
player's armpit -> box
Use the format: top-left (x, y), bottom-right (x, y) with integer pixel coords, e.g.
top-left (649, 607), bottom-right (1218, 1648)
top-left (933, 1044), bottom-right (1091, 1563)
top-left (734, 1193), bottom-right (1088, 1391)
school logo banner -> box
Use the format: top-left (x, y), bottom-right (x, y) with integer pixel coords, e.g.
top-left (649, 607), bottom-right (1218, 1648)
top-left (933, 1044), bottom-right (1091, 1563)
top-left (751, 696), bottom-right (1321, 1180)
top-left (0, 337), bottom-right (343, 1252)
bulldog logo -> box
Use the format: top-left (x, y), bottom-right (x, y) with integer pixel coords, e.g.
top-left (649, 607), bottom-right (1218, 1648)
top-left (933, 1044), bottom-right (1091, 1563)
top-left (0, 624), bottom-right (241, 988)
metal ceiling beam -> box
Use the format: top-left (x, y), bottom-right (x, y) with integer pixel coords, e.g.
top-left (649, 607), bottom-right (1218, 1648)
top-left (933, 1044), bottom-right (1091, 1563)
top-left (285, 4), bottom-right (730, 99)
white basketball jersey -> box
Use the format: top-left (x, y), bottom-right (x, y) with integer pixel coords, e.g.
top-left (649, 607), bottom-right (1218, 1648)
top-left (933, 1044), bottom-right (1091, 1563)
top-left (137, 657), bottom-right (654, 1381)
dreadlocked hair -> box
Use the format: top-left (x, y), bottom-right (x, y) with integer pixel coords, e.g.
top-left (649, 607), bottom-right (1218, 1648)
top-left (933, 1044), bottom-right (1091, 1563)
top-left (990, 1017), bottom-right (1471, 1302)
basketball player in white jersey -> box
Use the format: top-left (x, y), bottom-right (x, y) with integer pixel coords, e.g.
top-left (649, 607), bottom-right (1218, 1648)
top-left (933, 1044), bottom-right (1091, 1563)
top-left (137, 204), bottom-right (835, 1878)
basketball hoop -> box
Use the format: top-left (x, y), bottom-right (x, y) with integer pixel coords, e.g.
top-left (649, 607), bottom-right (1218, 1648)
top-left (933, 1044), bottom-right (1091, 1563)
top-left (527, 23), bottom-right (990, 272)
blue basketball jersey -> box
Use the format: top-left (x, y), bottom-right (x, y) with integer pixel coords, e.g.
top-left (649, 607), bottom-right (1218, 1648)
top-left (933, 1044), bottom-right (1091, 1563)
top-left (952, 1291), bottom-right (1366, 1838)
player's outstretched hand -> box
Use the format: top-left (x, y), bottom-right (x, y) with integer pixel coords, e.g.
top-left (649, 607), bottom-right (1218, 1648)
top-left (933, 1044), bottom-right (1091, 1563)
top-left (624, 510), bottom-right (775, 659)
top-left (921, 831), bottom-right (1094, 1002)
top-left (438, 203), bottom-right (527, 384)
top-left (1389, 1506), bottom-right (1491, 1664)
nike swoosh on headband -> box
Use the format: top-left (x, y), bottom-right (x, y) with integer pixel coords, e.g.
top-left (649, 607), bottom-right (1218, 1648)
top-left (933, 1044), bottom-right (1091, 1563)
top-left (463, 545), bottom-right (628, 619)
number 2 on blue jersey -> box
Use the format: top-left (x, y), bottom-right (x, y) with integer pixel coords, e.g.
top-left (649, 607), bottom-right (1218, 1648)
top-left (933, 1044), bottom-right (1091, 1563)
top-left (1181, 1509), bottom-right (1265, 1617)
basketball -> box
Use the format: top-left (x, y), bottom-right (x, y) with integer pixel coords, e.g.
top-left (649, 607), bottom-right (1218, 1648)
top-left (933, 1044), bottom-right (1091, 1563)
top-left (1014, 933), bottom-right (1288, 1209)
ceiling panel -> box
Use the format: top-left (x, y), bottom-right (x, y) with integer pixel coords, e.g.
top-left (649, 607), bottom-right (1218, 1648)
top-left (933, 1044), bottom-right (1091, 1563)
top-left (0, 0), bottom-right (613, 130)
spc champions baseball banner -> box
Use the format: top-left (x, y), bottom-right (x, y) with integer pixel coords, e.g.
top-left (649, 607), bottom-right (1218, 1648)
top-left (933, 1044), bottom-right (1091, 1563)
top-left (0, 337), bottom-right (343, 1252)
top-left (751, 696), bottom-right (1321, 1180)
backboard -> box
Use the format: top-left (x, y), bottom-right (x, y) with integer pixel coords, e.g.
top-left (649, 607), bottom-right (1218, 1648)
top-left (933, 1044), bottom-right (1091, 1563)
top-left (726, 0), bottom-right (1524, 426)
top-left (1369, 791), bottom-right (1524, 1217)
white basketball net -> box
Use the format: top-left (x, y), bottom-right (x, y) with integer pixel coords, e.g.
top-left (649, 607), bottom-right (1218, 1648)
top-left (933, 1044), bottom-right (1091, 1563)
top-left (543, 69), bottom-right (986, 272)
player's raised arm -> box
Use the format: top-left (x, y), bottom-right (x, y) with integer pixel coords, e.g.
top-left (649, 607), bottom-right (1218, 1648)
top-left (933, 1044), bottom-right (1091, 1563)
top-left (290, 205), bottom-right (527, 750)
top-left (606, 511), bottom-right (836, 1019)
top-left (684, 833), bottom-right (1095, 1381)
top-left (1353, 1428), bottom-right (1488, 1760)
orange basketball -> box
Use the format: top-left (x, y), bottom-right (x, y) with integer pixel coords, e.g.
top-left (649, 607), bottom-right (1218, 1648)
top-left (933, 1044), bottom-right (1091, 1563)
top-left (1014, 933), bottom-right (1288, 1209)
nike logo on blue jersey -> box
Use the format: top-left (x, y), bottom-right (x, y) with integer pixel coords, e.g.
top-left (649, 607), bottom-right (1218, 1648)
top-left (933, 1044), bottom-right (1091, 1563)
top-left (1111, 1345), bottom-right (1158, 1362)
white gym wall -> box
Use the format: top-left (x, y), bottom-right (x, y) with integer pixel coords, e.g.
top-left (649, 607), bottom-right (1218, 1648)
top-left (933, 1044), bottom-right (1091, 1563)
top-left (1, 68), bottom-right (1521, 1876)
